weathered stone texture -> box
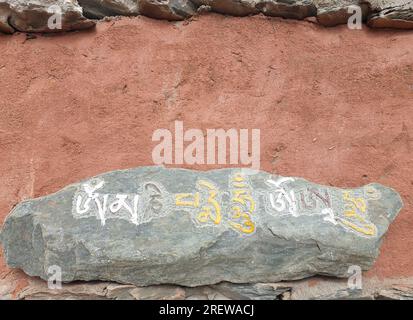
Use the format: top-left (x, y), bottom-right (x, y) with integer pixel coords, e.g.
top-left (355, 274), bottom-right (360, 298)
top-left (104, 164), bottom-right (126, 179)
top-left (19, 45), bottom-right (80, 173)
top-left (367, 0), bottom-right (413, 28)
top-left (257, 0), bottom-right (317, 20)
top-left (1, 0), bottom-right (413, 33)
top-left (139, 0), bottom-right (196, 20)
top-left (0, 167), bottom-right (402, 287)
top-left (0, 0), bottom-right (95, 34)
top-left (191, 0), bottom-right (259, 16)
top-left (5, 276), bottom-right (413, 300)
top-left (77, 0), bottom-right (139, 19)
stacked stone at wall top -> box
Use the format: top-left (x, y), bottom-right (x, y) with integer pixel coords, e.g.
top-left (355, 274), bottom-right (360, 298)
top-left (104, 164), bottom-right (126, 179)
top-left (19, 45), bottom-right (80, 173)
top-left (1, 0), bottom-right (413, 34)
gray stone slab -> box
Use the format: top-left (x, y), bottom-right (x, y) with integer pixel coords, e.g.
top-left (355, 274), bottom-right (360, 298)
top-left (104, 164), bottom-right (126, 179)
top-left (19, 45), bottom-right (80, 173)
top-left (0, 166), bottom-right (403, 287)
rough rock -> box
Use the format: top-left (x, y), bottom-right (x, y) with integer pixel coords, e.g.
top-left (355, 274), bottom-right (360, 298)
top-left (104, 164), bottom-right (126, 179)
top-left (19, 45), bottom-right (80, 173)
top-left (257, 0), bottom-right (317, 20)
top-left (17, 278), bottom-right (109, 300)
top-left (139, 0), bottom-right (196, 20)
top-left (77, 0), bottom-right (139, 19)
top-left (315, 0), bottom-right (370, 27)
top-left (375, 285), bottom-right (413, 299)
top-left (191, 0), bottom-right (258, 16)
top-left (129, 285), bottom-right (186, 299)
top-left (315, 0), bottom-right (413, 28)
top-left (0, 4), bottom-right (14, 33)
top-left (367, 0), bottom-right (413, 28)
top-left (0, 0), bottom-right (95, 34)
top-left (8, 275), bottom-right (413, 300)
top-left (0, 167), bottom-right (403, 287)
top-left (1, 0), bottom-right (413, 33)
top-left (209, 282), bottom-right (290, 300)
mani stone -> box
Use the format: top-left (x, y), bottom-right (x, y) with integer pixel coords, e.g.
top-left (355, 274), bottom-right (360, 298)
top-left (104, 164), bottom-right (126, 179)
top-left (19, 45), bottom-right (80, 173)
top-left (0, 166), bottom-right (403, 287)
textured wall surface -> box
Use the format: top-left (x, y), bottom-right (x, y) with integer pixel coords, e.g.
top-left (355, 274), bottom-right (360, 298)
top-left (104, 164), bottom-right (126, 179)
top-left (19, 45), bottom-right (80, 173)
top-left (0, 14), bottom-right (412, 299)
